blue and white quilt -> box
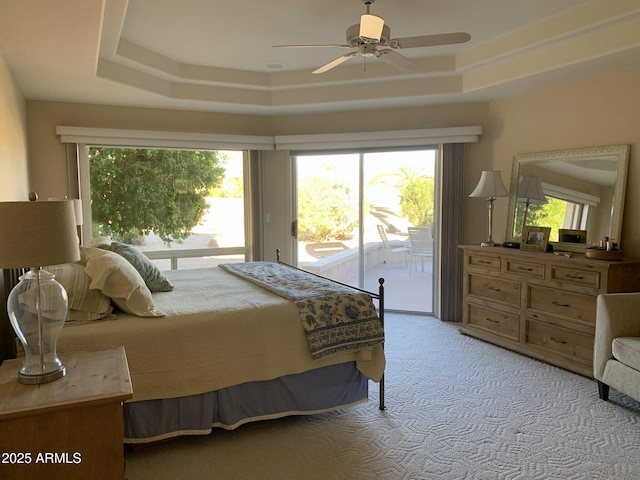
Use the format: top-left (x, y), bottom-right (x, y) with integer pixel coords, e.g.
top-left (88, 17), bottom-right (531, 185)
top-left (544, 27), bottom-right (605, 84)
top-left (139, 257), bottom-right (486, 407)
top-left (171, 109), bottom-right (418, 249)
top-left (219, 262), bottom-right (384, 360)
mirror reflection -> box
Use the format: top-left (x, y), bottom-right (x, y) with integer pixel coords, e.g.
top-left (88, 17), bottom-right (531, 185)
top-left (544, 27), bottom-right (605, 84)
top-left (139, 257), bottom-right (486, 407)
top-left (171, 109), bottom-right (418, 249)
top-left (506, 145), bottom-right (629, 250)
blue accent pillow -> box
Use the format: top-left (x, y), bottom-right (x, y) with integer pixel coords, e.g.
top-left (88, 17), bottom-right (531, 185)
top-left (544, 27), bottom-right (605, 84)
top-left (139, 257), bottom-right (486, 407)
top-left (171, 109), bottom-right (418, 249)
top-left (109, 242), bottom-right (174, 292)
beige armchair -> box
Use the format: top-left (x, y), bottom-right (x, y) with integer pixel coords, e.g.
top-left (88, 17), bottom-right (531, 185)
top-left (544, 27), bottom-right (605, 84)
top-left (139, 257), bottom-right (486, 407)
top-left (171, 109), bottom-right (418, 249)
top-left (594, 293), bottom-right (640, 402)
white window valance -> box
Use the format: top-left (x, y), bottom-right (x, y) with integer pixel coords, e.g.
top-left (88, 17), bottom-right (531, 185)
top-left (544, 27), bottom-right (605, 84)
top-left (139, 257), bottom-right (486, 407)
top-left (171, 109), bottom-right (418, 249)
top-left (56, 125), bottom-right (482, 151)
top-left (274, 126), bottom-right (482, 151)
top-left (542, 182), bottom-right (600, 206)
top-left (55, 126), bottom-right (275, 151)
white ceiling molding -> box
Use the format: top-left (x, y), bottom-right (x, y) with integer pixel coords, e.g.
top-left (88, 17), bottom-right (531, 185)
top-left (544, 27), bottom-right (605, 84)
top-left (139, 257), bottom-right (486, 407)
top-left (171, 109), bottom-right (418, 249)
top-left (274, 126), bottom-right (482, 151)
top-left (2, 1), bottom-right (640, 116)
top-left (57, 126), bottom-right (482, 152)
top-left (462, 14), bottom-right (640, 94)
top-left (89, 0), bottom-right (640, 114)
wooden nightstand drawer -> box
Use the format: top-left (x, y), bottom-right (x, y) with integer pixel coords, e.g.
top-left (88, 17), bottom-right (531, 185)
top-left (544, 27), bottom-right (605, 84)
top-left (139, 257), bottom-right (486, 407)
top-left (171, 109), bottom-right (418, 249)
top-left (550, 265), bottom-right (601, 290)
top-left (467, 303), bottom-right (519, 340)
top-left (0, 348), bottom-right (132, 480)
top-left (526, 319), bottom-right (593, 364)
top-left (468, 273), bottom-right (521, 307)
top-left (528, 285), bottom-right (596, 323)
top-left (467, 253), bottom-right (500, 271)
top-left (505, 259), bottom-right (545, 279)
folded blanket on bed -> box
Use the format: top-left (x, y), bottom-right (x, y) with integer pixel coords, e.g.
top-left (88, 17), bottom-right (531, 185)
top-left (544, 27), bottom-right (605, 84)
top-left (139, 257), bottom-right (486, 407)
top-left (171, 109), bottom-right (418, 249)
top-left (219, 262), bottom-right (384, 360)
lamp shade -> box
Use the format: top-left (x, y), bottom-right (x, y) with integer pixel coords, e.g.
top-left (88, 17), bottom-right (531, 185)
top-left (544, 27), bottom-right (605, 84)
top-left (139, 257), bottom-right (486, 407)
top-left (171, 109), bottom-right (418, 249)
top-left (360, 14), bottom-right (384, 41)
top-left (517, 176), bottom-right (547, 205)
top-left (48, 197), bottom-right (84, 226)
top-left (0, 200), bottom-right (81, 268)
top-left (469, 170), bottom-right (510, 198)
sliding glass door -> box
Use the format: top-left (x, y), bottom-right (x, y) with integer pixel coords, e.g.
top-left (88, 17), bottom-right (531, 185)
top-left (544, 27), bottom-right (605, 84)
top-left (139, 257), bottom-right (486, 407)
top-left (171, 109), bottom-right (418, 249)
top-left (294, 148), bottom-right (437, 314)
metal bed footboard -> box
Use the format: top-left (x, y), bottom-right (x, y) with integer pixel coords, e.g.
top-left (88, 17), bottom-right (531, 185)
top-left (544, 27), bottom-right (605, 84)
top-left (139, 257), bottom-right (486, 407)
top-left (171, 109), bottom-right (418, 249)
top-left (276, 249), bottom-right (385, 411)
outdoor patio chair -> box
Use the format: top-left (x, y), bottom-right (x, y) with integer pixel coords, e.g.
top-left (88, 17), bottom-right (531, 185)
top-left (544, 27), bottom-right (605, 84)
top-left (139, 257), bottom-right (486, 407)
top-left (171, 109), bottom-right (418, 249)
top-left (377, 224), bottom-right (409, 267)
top-left (408, 226), bottom-right (433, 273)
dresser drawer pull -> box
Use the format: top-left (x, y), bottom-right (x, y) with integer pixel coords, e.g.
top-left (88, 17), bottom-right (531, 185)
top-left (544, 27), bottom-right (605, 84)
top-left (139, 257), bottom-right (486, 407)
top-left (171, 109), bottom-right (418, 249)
top-left (477, 260), bottom-right (492, 265)
top-left (550, 337), bottom-right (567, 344)
top-left (517, 267), bottom-right (533, 271)
top-left (552, 301), bottom-right (570, 307)
top-left (564, 274), bottom-right (585, 280)
top-left (486, 318), bottom-right (499, 324)
top-left (487, 287), bottom-right (501, 292)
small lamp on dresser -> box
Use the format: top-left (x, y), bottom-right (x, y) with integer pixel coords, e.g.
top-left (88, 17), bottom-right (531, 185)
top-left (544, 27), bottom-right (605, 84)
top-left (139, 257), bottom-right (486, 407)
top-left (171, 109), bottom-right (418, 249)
top-left (469, 170), bottom-right (510, 247)
top-left (517, 175), bottom-right (547, 229)
top-left (0, 195), bottom-right (80, 384)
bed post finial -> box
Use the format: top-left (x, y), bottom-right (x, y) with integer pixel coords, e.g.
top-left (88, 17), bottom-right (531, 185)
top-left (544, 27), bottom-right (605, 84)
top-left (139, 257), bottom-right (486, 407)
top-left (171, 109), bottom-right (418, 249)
top-left (276, 248), bottom-right (281, 263)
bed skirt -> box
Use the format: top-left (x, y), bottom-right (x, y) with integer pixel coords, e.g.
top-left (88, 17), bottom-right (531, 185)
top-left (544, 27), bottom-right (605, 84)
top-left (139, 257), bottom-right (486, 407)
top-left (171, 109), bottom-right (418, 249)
top-left (123, 362), bottom-right (368, 444)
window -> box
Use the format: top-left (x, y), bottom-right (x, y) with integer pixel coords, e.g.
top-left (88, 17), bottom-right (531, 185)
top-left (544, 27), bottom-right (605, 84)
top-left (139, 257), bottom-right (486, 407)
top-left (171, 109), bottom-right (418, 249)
top-left (81, 146), bottom-right (248, 269)
top-left (514, 182), bottom-right (599, 242)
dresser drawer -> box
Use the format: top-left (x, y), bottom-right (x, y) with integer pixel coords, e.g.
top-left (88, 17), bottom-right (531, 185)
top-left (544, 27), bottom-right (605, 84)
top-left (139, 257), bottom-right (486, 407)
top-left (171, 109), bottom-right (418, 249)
top-left (526, 319), bottom-right (593, 364)
top-left (527, 285), bottom-right (596, 323)
top-left (505, 259), bottom-right (545, 279)
top-left (468, 273), bottom-right (521, 307)
top-left (550, 265), bottom-right (601, 290)
top-left (467, 253), bottom-right (500, 271)
top-left (467, 303), bottom-right (519, 340)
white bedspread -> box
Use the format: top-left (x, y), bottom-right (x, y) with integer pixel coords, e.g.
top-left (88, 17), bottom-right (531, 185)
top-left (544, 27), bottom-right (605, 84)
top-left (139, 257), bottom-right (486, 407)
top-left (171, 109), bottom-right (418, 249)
top-left (57, 267), bottom-right (385, 402)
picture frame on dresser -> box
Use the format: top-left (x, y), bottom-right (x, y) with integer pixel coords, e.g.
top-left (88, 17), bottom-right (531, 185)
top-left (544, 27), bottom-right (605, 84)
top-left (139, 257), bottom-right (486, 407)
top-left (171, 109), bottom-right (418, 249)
top-left (521, 226), bottom-right (551, 251)
top-left (558, 229), bottom-right (587, 244)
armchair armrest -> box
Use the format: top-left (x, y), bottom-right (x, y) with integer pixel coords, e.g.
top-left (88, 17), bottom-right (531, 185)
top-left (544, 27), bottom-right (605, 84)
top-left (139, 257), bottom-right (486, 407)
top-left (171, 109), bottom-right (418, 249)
top-left (594, 293), bottom-right (640, 380)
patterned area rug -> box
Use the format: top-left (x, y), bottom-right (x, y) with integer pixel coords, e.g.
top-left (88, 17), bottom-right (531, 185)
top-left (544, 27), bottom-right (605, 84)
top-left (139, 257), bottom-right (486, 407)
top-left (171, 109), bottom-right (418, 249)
top-left (125, 314), bottom-right (640, 479)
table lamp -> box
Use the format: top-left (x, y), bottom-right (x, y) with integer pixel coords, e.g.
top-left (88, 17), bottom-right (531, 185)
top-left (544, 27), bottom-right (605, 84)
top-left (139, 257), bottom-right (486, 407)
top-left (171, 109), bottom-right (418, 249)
top-left (469, 170), bottom-right (510, 247)
top-left (0, 196), bottom-right (80, 384)
top-left (517, 175), bottom-right (547, 229)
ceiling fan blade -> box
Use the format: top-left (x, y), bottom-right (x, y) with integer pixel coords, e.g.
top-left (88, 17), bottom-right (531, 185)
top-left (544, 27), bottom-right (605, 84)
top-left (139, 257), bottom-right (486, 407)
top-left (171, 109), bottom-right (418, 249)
top-left (391, 32), bottom-right (471, 49)
top-left (273, 44), bottom-right (351, 49)
top-left (359, 14), bottom-right (384, 42)
top-left (312, 52), bottom-right (357, 74)
top-left (377, 49), bottom-right (419, 72)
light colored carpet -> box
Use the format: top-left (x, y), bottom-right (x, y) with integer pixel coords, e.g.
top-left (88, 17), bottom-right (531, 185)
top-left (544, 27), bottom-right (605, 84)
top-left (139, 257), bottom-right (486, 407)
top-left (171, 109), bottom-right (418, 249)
top-left (124, 314), bottom-right (640, 479)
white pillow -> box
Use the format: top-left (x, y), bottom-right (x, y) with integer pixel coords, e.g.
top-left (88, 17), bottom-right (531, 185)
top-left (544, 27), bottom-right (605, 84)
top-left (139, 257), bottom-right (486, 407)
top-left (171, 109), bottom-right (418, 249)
top-left (81, 246), bottom-right (165, 317)
top-left (44, 263), bottom-right (113, 321)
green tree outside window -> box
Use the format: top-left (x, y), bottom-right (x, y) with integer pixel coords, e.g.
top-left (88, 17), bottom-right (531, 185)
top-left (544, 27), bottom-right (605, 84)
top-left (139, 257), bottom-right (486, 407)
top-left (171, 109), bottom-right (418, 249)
top-left (89, 147), bottom-right (225, 244)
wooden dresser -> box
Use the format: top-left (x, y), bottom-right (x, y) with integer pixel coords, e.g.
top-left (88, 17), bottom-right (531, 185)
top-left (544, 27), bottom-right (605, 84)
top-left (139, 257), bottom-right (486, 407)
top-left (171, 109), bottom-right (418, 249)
top-left (460, 245), bottom-right (640, 377)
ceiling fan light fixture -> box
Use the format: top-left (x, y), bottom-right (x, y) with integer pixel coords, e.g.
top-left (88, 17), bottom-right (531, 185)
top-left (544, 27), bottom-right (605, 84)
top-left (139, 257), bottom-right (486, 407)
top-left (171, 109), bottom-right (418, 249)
top-left (274, 0), bottom-right (470, 75)
top-left (359, 14), bottom-right (384, 42)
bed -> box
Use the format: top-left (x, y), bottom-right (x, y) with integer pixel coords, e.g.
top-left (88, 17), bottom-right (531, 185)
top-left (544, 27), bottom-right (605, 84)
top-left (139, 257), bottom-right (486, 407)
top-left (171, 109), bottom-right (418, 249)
top-left (39, 245), bottom-right (386, 444)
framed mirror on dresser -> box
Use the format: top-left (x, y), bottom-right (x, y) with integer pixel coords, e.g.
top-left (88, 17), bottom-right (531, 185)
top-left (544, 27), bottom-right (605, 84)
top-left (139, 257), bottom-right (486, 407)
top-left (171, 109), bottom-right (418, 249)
top-left (505, 144), bottom-right (630, 253)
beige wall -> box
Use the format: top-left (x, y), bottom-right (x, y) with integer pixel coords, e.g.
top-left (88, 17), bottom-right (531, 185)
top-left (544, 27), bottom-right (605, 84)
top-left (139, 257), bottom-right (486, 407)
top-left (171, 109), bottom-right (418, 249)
top-left (270, 102), bottom-right (490, 135)
top-left (0, 49), bottom-right (29, 200)
top-left (486, 66), bottom-right (640, 256)
top-left (22, 65), bottom-right (640, 258)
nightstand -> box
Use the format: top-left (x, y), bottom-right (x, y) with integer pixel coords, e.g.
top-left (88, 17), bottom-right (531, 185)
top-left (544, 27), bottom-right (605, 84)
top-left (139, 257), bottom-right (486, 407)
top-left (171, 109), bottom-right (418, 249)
top-left (0, 347), bottom-right (133, 480)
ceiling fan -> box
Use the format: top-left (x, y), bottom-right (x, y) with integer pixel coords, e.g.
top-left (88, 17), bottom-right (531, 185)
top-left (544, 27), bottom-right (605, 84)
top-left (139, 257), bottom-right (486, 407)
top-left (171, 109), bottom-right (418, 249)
top-left (274, 0), bottom-right (471, 74)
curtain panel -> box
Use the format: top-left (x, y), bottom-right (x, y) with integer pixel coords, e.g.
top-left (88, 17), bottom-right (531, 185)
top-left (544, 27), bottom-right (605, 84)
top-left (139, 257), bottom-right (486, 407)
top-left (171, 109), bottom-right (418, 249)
top-left (440, 143), bottom-right (464, 322)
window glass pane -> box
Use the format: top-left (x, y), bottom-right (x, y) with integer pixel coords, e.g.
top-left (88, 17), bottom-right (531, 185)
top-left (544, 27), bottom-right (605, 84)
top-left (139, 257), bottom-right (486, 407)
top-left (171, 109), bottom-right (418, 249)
top-left (295, 148), bottom-right (436, 314)
top-left (87, 147), bottom-right (245, 268)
